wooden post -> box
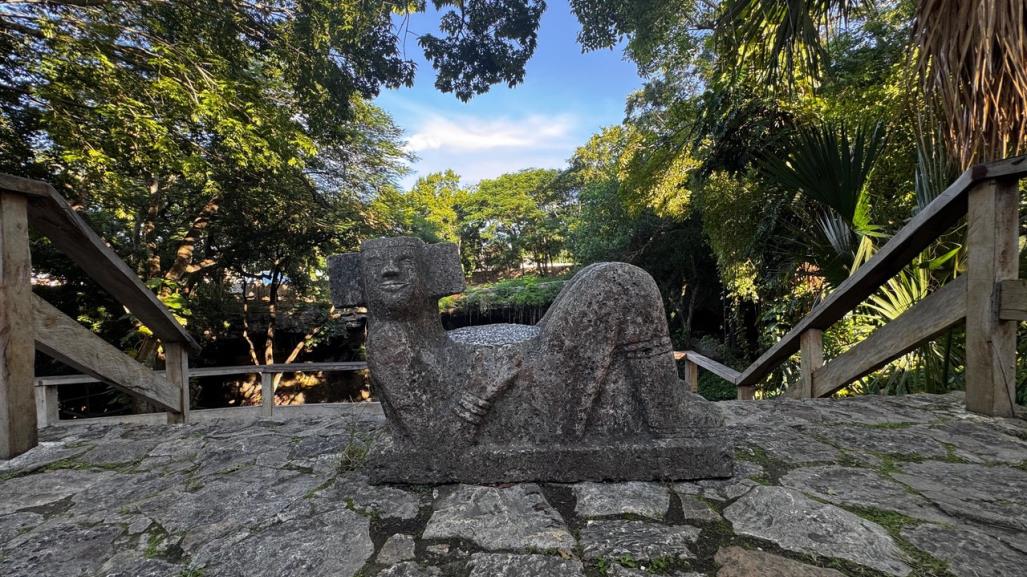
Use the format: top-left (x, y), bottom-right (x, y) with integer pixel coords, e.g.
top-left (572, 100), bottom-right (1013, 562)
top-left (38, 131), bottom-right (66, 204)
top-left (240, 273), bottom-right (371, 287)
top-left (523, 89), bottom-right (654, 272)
top-left (261, 371), bottom-right (274, 417)
top-left (34, 386), bottom-right (59, 428)
top-left (0, 192), bottom-right (37, 457)
top-left (684, 359), bottom-right (699, 393)
top-left (165, 342), bottom-right (189, 424)
top-left (737, 385), bottom-right (755, 400)
top-left (965, 177), bottom-right (1020, 417)
top-left (799, 329), bottom-right (824, 398)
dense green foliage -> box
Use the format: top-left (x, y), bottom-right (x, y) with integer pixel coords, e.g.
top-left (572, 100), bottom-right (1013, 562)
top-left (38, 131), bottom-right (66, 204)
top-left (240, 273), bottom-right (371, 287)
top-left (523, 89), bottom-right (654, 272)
top-left (0, 0), bottom-right (546, 408)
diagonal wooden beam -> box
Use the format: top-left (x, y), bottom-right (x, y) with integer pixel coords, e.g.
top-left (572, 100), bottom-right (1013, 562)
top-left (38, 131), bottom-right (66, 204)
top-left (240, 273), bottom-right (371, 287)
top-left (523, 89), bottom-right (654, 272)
top-left (32, 294), bottom-right (181, 412)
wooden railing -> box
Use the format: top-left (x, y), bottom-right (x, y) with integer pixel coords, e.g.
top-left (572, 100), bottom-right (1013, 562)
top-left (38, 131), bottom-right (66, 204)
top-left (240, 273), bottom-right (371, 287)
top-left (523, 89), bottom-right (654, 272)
top-left (679, 155), bottom-right (1027, 417)
top-left (1, 174), bottom-right (198, 458)
top-left (34, 361), bottom-right (367, 425)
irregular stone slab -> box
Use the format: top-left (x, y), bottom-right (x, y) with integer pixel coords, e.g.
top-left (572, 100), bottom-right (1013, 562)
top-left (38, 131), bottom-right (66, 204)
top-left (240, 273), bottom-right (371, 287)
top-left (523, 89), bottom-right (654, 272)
top-left (780, 466), bottom-right (950, 523)
top-left (0, 521), bottom-right (122, 577)
top-left (378, 562), bottom-right (442, 577)
top-left (723, 486), bottom-right (910, 576)
top-left (902, 524), bottom-right (1027, 577)
top-left (921, 421), bottom-right (1027, 464)
top-left (423, 484), bottom-right (574, 551)
top-left (78, 439), bottom-right (158, 467)
top-left (100, 555), bottom-right (181, 577)
top-left (467, 553), bottom-right (585, 577)
top-left (326, 475), bottom-right (422, 521)
top-left (0, 512), bottom-right (42, 545)
top-left (198, 507), bottom-right (373, 577)
top-left (0, 468), bottom-right (113, 516)
top-left (579, 519), bottom-right (700, 561)
top-left (607, 567), bottom-right (705, 577)
top-left (137, 466), bottom-right (321, 548)
top-left (377, 533), bottom-right (416, 565)
top-left (714, 546), bottom-right (846, 577)
top-left (737, 427), bottom-right (839, 465)
top-left (573, 482), bottom-right (670, 520)
top-left (697, 478), bottom-right (757, 502)
top-left (676, 495), bottom-right (721, 522)
top-left (811, 424), bottom-right (948, 459)
top-left (0, 441), bottom-right (90, 477)
top-left (891, 461), bottom-right (1027, 532)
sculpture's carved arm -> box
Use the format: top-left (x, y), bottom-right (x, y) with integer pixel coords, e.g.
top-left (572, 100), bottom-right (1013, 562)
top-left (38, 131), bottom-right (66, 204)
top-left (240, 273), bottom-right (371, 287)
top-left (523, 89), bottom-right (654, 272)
top-left (452, 348), bottom-right (523, 443)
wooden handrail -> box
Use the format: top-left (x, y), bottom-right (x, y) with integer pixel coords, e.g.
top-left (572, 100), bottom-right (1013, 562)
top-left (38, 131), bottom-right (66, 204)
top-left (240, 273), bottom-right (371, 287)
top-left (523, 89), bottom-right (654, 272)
top-left (736, 155), bottom-right (1027, 387)
top-left (35, 361), bottom-right (369, 386)
top-left (0, 174), bottom-right (198, 350)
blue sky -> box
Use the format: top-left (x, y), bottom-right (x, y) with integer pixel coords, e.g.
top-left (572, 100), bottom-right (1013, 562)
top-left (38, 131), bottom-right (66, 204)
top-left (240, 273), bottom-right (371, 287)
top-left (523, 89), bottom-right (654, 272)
top-left (374, 0), bottom-right (642, 189)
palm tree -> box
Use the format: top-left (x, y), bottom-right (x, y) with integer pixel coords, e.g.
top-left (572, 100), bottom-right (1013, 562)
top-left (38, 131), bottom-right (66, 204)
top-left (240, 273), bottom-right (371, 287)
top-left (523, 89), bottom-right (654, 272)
top-left (718, 0), bottom-right (1026, 167)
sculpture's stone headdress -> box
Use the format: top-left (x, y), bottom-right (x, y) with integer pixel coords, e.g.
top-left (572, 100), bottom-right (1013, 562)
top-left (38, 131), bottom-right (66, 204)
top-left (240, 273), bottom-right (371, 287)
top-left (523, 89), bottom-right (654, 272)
top-left (329, 237), bottom-right (465, 307)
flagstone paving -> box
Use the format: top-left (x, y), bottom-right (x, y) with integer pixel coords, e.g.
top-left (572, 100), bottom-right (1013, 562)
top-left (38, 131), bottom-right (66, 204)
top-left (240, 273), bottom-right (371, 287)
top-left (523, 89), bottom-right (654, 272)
top-left (1, 392), bottom-right (1025, 577)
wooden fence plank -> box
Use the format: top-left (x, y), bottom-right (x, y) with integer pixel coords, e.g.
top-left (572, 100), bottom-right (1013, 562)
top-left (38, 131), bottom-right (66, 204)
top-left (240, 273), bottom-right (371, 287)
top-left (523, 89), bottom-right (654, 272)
top-left (811, 276), bottom-right (967, 398)
top-left (683, 351), bottom-right (741, 383)
top-left (32, 294), bottom-right (181, 412)
top-left (799, 329), bottom-right (824, 398)
top-left (736, 155), bottom-right (1027, 387)
top-left (684, 359), bottom-right (699, 393)
top-left (35, 361), bottom-right (370, 386)
top-left (965, 178), bottom-right (1020, 417)
top-left (261, 372), bottom-right (274, 417)
top-left (165, 342), bottom-right (189, 424)
top-left (1, 192), bottom-right (37, 457)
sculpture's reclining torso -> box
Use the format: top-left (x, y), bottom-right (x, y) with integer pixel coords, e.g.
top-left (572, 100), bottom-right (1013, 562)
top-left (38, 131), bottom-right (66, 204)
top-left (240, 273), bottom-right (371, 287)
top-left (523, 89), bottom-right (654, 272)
top-left (331, 237), bottom-right (732, 483)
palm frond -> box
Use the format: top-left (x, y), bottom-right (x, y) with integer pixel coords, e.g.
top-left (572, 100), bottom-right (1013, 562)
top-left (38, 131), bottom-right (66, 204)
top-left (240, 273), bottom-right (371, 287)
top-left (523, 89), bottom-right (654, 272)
top-left (760, 120), bottom-right (886, 233)
top-left (915, 0), bottom-right (1027, 165)
top-left (717, 0), bottom-right (873, 86)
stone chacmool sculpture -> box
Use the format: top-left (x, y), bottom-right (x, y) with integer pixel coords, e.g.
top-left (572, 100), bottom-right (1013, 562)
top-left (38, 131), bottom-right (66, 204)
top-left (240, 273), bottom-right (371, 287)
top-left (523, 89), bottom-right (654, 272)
top-left (330, 237), bottom-right (732, 484)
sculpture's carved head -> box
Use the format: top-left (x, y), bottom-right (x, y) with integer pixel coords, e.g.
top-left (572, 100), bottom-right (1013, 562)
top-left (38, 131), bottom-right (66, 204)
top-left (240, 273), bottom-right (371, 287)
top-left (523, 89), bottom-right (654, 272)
top-left (329, 237), bottom-right (465, 316)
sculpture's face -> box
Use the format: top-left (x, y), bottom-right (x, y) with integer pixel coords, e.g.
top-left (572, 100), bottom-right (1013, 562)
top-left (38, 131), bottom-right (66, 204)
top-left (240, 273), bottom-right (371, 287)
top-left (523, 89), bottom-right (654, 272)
top-left (364, 244), bottom-right (424, 314)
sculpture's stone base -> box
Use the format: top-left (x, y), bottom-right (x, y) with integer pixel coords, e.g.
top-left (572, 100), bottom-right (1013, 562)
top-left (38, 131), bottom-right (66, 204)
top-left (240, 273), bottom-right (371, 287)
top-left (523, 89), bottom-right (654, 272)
top-left (367, 435), bottom-right (734, 484)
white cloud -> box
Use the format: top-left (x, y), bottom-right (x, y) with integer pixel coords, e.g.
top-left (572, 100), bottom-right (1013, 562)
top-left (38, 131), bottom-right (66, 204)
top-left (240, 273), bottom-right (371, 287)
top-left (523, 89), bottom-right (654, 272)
top-left (404, 112), bottom-right (578, 153)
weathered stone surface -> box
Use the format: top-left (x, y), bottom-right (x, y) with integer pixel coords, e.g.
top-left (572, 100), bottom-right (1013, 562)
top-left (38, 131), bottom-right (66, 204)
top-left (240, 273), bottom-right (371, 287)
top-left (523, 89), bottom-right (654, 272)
top-left (736, 427), bottom-right (839, 464)
top-left (422, 484), bottom-right (574, 551)
top-left (891, 461), bottom-right (1027, 532)
top-left (0, 511), bottom-right (42, 545)
top-left (377, 561), bottom-right (442, 577)
top-left (377, 533), bottom-right (416, 565)
top-left (724, 486), bottom-right (910, 576)
top-left (198, 507), bottom-right (373, 577)
top-left (811, 424), bottom-right (949, 459)
top-left (780, 466), bottom-right (950, 523)
top-left (0, 521), bottom-right (122, 577)
top-left (573, 482), bottom-right (670, 519)
top-left (326, 475), bottom-right (422, 521)
top-left (137, 466), bottom-right (321, 548)
top-left (674, 460), bottom-right (762, 503)
top-left (0, 468), bottom-right (113, 516)
top-left (714, 546), bottom-right (846, 577)
top-left (920, 421), bottom-right (1027, 464)
top-left (78, 439), bottom-right (158, 466)
top-left (0, 441), bottom-right (88, 476)
top-left (676, 495), bottom-right (722, 522)
top-left (466, 553), bottom-right (585, 577)
top-left (902, 524), bottom-right (1027, 577)
top-left (579, 519), bottom-right (700, 561)
top-left (606, 567), bottom-right (706, 577)
top-left (330, 238), bottom-right (732, 483)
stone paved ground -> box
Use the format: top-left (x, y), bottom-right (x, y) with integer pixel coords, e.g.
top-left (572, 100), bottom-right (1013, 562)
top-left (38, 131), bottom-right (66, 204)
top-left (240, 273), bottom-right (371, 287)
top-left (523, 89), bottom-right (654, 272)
top-left (1, 392), bottom-right (1026, 577)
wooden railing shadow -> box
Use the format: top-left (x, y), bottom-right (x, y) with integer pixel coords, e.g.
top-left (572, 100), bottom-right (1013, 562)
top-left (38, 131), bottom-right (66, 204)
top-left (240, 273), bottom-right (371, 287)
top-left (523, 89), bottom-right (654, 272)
top-left (679, 155), bottom-right (1027, 418)
top-left (1, 174), bottom-right (199, 458)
